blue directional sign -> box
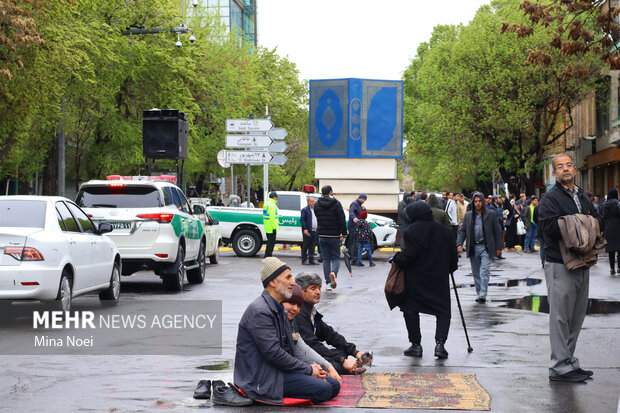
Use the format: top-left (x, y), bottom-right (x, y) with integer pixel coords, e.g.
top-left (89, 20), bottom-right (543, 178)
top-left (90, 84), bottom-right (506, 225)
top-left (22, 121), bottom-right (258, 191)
top-left (309, 78), bottom-right (403, 159)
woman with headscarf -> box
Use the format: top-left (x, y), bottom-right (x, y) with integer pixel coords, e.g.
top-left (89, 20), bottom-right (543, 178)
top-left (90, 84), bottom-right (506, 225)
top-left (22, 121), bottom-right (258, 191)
top-left (393, 201), bottom-right (458, 359)
top-left (603, 188), bottom-right (620, 275)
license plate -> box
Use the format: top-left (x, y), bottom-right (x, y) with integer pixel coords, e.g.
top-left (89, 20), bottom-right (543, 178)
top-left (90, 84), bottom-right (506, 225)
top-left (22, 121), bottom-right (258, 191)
top-left (110, 222), bottom-right (131, 230)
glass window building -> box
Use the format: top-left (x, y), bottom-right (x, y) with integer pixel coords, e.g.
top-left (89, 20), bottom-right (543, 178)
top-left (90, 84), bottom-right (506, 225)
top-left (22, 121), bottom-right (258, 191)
top-left (204, 0), bottom-right (257, 46)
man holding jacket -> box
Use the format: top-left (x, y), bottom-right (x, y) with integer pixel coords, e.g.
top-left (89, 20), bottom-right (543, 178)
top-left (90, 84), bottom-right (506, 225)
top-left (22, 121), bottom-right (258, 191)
top-left (539, 153), bottom-right (603, 383)
top-left (313, 185), bottom-right (347, 290)
top-left (456, 192), bottom-right (502, 303)
top-left (233, 258), bottom-right (340, 404)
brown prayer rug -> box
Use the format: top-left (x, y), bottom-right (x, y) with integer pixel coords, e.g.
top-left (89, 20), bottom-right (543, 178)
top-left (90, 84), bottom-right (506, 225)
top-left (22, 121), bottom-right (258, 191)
top-left (320, 372), bottom-right (491, 410)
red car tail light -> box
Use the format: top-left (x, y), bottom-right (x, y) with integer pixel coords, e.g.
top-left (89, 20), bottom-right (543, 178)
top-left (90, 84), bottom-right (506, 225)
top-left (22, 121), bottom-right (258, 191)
top-left (136, 213), bottom-right (174, 224)
top-left (4, 247), bottom-right (44, 261)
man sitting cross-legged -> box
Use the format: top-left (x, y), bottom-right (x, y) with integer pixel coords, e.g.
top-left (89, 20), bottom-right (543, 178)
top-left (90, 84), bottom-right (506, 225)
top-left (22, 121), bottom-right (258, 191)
top-left (294, 272), bottom-right (372, 375)
top-left (233, 258), bottom-right (340, 405)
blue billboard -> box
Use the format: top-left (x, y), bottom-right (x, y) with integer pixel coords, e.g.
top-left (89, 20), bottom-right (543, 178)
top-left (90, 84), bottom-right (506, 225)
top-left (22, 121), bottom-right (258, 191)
top-left (309, 78), bottom-right (403, 158)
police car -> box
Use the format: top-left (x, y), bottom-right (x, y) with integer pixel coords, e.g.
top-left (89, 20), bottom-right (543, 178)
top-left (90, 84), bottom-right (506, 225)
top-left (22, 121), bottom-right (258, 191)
top-left (76, 175), bottom-right (209, 291)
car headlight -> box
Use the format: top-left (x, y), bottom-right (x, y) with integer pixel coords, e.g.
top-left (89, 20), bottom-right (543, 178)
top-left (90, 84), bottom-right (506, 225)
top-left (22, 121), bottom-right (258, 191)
top-left (372, 218), bottom-right (390, 227)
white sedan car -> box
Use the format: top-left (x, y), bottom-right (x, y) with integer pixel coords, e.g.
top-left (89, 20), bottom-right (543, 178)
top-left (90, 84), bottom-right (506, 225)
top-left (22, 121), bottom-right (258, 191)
top-left (0, 196), bottom-right (121, 312)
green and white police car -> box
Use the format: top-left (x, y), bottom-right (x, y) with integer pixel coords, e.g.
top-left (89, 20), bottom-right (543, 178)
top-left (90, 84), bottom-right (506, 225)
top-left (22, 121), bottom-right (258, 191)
top-left (76, 175), bottom-right (210, 291)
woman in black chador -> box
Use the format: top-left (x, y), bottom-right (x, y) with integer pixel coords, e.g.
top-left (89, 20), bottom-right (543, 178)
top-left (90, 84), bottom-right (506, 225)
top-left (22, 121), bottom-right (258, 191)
top-left (393, 201), bottom-right (458, 359)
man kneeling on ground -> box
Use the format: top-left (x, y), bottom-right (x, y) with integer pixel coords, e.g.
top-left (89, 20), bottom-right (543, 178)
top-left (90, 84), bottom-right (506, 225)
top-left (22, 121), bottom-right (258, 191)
top-left (234, 258), bottom-right (340, 405)
top-left (295, 272), bottom-right (371, 374)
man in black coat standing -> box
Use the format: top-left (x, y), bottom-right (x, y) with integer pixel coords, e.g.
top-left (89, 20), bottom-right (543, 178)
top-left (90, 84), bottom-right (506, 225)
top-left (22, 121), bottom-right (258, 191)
top-left (313, 185), bottom-right (347, 290)
top-left (456, 192), bottom-right (502, 303)
top-left (394, 202), bottom-right (458, 359)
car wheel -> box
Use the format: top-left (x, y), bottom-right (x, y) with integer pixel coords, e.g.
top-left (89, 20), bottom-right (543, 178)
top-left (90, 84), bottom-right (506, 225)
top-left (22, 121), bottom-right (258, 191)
top-left (232, 229), bottom-right (261, 257)
top-left (209, 240), bottom-right (220, 264)
top-left (55, 271), bottom-right (72, 312)
top-left (164, 244), bottom-right (185, 291)
top-left (187, 240), bottom-right (206, 284)
top-left (99, 262), bottom-right (121, 306)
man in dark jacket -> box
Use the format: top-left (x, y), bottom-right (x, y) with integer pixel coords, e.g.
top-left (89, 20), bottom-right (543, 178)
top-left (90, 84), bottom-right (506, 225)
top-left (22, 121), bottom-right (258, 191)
top-left (300, 197), bottom-right (319, 265)
top-left (394, 201), bottom-right (458, 359)
top-left (427, 194), bottom-right (452, 229)
top-left (233, 258), bottom-right (340, 404)
top-left (539, 153), bottom-right (603, 383)
top-left (313, 186), bottom-right (347, 290)
top-left (397, 192), bottom-right (412, 231)
top-left (294, 272), bottom-right (371, 375)
top-left (346, 194), bottom-right (367, 263)
top-left (456, 192), bottom-right (502, 303)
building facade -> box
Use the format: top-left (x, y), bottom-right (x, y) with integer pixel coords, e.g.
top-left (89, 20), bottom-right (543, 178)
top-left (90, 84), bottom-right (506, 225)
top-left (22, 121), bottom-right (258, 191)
top-left (203, 0), bottom-right (257, 46)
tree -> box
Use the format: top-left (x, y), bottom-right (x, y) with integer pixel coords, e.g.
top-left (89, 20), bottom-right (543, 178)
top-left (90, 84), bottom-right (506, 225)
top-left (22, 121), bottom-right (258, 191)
top-left (403, 0), bottom-right (603, 195)
top-left (503, 0), bottom-right (620, 70)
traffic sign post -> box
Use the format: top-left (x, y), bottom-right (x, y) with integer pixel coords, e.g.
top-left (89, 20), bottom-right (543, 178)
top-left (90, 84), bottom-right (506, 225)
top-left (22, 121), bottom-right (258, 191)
top-left (269, 154), bottom-right (288, 166)
top-left (225, 150), bottom-right (273, 165)
top-left (268, 141), bottom-right (287, 153)
top-left (226, 134), bottom-right (273, 148)
top-left (224, 117), bottom-right (288, 205)
top-left (226, 119), bottom-right (273, 133)
top-left (268, 127), bottom-right (287, 140)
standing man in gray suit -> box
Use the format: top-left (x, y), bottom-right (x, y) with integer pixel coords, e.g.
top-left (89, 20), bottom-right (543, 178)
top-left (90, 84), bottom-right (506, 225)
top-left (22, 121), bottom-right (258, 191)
top-left (538, 153), bottom-right (603, 383)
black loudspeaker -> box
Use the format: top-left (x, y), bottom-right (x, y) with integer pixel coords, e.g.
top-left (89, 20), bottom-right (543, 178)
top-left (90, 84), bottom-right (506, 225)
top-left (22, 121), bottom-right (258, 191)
top-left (143, 109), bottom-right (188, 159)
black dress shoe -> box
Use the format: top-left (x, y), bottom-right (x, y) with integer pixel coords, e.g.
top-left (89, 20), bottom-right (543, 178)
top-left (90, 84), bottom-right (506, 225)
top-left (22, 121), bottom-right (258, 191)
top-left (193, 380), bottom-right (211, 400)
top-left (404, 343), bottom-right (423, 357)
top-left (434, 342), bottom-right (449, 358)
top-left (574, 368), bottom-right (593, 377)
top-left (212, 379), bottom-right (226, 389)
top-left (611, 269), bottom-right (616, 275)
top-left (212, 385), bottom-right (253, 406)
top-left (475, 297), bottom-right (486, 303)
top-left (301, 260), bottom-right (309, 265)
top-left (549, 370), bottom-right (589, 383)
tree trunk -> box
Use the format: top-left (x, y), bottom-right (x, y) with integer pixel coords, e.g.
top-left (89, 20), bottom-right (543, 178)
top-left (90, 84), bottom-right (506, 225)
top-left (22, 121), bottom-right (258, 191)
top-left (42, 138), bottom-right (58, 196)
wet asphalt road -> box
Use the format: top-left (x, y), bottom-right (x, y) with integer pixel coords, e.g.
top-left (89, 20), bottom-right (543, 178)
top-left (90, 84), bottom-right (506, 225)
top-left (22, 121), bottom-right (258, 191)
top-left (0, 247), bottom-right (619, 413)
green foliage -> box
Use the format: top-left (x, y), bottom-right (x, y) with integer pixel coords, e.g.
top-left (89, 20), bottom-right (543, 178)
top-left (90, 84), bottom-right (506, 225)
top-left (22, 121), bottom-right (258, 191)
top-left (403, 0), bottom-right (603, 193)
top-left (0, 0), bottom-right (310, 194)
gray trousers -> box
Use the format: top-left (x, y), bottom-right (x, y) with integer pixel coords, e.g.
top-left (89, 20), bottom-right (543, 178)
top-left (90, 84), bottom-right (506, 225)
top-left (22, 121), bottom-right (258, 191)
top-left (470, 244), bottom-right (491, 299)
top-left (544, 262), bottom-right (589, 376)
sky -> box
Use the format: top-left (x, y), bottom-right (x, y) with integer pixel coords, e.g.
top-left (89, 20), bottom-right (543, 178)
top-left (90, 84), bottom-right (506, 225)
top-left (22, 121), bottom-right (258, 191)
top-left (258, 0), bottom-right (492, 82)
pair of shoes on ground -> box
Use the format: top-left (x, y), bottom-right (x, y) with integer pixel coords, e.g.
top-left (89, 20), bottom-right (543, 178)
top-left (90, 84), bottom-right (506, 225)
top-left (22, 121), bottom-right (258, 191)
top-left (475, 297), bottom-right (486, 303)
top-left (194, 380), bottom-right (252, 406)
top-left (403, 342), bottom-right (448, 358)
top-left (549, 368), bottom-right (593, 383)
top-left (193, 379), bottom-right (225, 400)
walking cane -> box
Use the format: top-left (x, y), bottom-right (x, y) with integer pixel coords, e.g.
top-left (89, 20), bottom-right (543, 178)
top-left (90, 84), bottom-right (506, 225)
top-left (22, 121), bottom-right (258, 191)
top-left (450, 272), bottom-right (473, 353)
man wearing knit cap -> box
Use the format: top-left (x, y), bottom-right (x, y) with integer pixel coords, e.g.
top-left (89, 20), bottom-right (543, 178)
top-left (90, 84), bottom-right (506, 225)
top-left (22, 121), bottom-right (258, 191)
top-left (347, 194), bottom-right (367, 263)
top-left (294, 272), bottom-right (372, 375)
top-left (233, 258), bottom-right (340, 404)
